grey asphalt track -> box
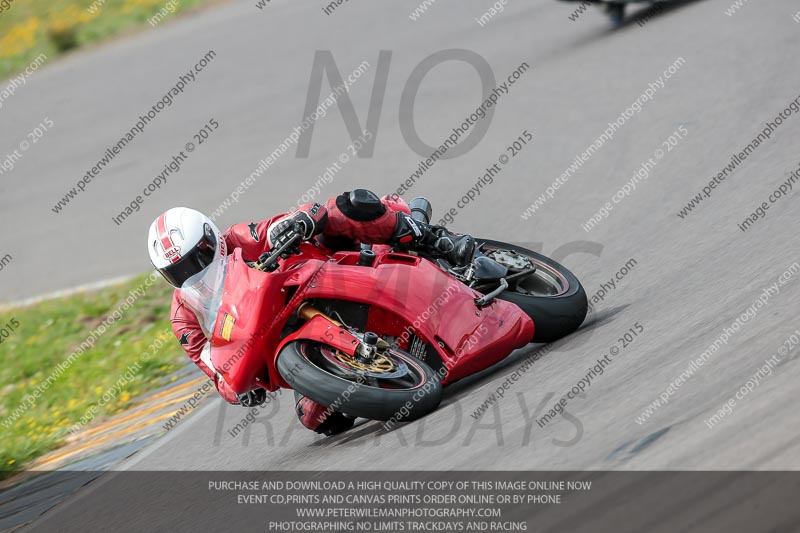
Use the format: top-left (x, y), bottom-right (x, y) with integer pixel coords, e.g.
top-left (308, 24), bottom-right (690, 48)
top-left (4, 0), bottom-right (800, 530)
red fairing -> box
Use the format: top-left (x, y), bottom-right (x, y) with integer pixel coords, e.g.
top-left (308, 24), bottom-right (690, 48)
top-left (205, 248), bottom-right (302, 393)
top-left (283, 250), bottom-right (534, 385)
top-left (279, 314), bottom-right (360, 356)
top-left (205, 244), bottom-right (350, 393)
top-left (184, 193), bottom-right (536, 399)
top-left (207, 245), bottom-right (533, 395)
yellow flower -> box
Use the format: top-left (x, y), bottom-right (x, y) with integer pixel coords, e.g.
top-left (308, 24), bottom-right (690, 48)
top-left (0, 18), bottom-right (41, 58)
top-left (50, 5), bottom-right (83, 27)
top-left (7, 459), bottom-right (15, 465)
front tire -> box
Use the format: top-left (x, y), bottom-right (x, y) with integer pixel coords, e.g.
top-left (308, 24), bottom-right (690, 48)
top-left (277, 340), bottom-right (442, 422)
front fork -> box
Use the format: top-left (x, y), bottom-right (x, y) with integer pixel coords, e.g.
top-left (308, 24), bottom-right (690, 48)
top-left (295, 303), bottom-right (388, 361)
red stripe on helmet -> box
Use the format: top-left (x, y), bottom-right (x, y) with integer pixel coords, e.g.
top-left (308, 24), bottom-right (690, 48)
top-left (156, 213), bottom-right (181, 263)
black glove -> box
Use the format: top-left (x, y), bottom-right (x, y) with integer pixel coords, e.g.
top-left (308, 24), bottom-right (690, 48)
top-left (237, 388), bottom-right (267, 407)
top-left (269, 206), bottom-right (328, 246)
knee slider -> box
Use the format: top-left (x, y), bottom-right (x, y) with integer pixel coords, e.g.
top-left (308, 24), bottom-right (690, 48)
top-left (336, 189), bottom-right (387, 222)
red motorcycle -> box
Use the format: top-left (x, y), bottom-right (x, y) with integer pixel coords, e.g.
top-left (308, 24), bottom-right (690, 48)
top-left (182, 199), bottom-right (587, 423)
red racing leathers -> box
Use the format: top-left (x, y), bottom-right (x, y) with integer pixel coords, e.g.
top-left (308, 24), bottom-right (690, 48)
top-left (169, 193), bottom-right (409, 422)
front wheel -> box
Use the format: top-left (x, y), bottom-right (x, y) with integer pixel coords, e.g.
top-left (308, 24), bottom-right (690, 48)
top-left (277, 340), bottom-right (442, 422)
top-left (475, 239), bottom-right (588, 343)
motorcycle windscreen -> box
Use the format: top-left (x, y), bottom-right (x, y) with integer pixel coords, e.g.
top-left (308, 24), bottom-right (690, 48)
top-left (179, 254), bottom-right (228, 338)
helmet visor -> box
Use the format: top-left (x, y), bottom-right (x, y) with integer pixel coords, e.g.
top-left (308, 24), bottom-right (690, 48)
top-left (179, 254), bottom-right (228, 337)
top-left (159, 224), bottom-right (220, 288)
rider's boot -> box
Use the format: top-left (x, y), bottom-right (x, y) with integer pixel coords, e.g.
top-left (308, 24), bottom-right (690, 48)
top-left (295, 393), bottom-right (355, 436)
top-left (390, 213), bottom-right (475, 267)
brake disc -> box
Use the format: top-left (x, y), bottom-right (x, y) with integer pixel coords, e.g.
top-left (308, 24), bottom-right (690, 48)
top-left (321, 347), bottom-right (410, 379)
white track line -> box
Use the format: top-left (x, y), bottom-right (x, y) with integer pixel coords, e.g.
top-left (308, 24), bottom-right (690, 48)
top-left (0, 274), bottom-right (141, 311)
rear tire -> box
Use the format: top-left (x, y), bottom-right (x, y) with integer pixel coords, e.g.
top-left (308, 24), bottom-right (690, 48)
top-left (277, 340), bottom-right (442, 422)
top-left (476, 239), bottom-right (588, 343)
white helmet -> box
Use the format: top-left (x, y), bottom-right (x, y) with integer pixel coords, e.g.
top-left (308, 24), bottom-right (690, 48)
top-left (147, 207), bottom-right (226, 288)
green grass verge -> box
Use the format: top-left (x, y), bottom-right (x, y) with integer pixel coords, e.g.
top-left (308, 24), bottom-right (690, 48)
top-left (0, 0), bottom-right (215, 81)
top-left (0, 274), bottom-right (185, 479)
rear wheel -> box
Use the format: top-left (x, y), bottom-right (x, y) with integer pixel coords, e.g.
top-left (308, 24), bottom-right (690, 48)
top-left (475, 239), bottom-right (588, 343)
top-left (277, 340), bottom-right (442, 422)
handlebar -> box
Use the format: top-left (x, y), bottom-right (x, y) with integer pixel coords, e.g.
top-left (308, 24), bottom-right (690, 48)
top-left (256, 228), bottom-right (303, 272)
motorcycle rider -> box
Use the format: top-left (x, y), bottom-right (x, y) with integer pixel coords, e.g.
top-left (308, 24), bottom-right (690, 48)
top-left (147, 189), bottom-right (474, 435)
